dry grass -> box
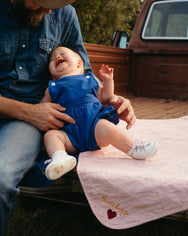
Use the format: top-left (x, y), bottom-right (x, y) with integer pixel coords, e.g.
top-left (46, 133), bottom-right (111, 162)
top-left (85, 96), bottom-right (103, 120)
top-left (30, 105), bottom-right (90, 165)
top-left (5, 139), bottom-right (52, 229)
top-left (7, 198), bottom-right (188, 236)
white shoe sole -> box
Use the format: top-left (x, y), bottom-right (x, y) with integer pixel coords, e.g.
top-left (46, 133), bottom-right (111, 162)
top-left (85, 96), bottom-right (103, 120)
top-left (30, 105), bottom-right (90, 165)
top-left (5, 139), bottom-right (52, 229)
top-left (45, 156), bottom-right (76, 180)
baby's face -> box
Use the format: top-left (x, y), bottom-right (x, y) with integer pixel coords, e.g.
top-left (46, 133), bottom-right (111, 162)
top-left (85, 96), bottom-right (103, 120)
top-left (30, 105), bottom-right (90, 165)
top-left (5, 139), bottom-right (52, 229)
top-left (49, 47), bottom-right (81, 80)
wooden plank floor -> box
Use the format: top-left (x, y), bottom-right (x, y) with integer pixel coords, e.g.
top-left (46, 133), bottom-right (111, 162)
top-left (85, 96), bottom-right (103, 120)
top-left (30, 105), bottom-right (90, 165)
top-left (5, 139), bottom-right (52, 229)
top-left (123, 93), bottom-right (188, 120)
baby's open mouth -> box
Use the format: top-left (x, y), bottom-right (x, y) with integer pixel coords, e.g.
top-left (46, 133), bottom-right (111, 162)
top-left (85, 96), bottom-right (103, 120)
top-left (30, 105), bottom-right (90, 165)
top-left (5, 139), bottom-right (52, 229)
top-left (56, 59), bottom-right (64, 67)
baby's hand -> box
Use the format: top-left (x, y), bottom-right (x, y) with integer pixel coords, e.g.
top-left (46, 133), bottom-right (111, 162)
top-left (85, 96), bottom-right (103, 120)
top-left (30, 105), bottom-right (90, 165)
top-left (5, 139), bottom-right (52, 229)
top-left (99, 64), bottom-right (114, 81)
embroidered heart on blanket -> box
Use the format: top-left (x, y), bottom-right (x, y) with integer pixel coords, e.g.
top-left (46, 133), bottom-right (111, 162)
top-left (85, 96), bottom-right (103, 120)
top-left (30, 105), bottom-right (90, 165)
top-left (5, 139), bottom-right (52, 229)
top-left (107, 209), bottom-right (117, 219)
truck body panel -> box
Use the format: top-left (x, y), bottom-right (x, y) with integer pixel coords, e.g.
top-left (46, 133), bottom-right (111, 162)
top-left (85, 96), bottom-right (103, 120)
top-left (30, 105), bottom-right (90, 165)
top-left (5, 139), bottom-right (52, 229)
top-left (128, 0), bottom-right (188, 99)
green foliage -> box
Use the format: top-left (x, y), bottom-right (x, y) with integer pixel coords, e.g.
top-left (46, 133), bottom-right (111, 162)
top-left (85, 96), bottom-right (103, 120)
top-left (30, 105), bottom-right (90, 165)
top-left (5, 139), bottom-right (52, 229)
top-left (73, 0), bottom-right (143, 45)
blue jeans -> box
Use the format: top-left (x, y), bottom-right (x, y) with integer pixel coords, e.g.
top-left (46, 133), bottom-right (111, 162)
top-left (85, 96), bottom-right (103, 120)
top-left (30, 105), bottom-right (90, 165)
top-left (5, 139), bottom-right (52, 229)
top-left (0, 120), bottom-right (42, 236)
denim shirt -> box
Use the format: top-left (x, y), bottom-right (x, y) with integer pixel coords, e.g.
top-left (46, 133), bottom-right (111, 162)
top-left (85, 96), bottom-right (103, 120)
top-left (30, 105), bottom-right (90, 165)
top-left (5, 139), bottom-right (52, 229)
top-left (0, 0), bottom-right (91, 104)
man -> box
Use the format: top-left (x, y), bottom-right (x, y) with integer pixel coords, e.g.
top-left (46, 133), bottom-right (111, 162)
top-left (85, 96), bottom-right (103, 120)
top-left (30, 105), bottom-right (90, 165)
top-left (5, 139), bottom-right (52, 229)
top-left (0, 0), bottom-right (136, 234)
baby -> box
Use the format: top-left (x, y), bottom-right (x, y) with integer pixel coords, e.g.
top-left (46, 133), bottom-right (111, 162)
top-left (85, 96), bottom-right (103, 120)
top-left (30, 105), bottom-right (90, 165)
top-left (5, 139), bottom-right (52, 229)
top-left (41, 46), bottom-right (158, 180)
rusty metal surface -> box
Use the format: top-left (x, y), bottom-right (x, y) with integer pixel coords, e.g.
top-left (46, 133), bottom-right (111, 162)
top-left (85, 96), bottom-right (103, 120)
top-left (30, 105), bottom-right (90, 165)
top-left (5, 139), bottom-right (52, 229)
top-left (128, 0), bottom-right (188, 52)
top-left (127, 0), bottom-right (188, 100)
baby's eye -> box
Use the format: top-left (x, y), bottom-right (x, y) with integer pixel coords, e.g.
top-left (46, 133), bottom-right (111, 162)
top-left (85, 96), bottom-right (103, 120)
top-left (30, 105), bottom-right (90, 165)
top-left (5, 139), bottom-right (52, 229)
top-left (60, 53), bottom-right (67, 56)
top-left (50, 58), bottom-right (55, 62)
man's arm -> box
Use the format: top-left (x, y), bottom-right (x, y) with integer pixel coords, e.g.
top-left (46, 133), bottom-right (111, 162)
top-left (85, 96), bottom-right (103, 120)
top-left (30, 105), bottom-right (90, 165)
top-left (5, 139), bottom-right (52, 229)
top-left (63, 7), bottom-right (92, 74)
top-left (0, 96), bottom-right (31, 120)
top-left (0, 96), bottom-right (74, 132)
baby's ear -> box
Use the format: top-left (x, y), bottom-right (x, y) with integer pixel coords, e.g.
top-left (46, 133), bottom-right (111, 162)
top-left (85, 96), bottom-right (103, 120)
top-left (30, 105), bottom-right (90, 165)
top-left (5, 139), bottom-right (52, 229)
top-left (77, 59), bottom-right (83, 68)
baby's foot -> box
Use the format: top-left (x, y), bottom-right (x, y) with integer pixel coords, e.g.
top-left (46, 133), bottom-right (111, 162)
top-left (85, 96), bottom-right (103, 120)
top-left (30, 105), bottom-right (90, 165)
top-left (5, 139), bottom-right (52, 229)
top-left (127, 140), bottom-right (158, 160)
top-left (45, 153), bottom-right (76, 180)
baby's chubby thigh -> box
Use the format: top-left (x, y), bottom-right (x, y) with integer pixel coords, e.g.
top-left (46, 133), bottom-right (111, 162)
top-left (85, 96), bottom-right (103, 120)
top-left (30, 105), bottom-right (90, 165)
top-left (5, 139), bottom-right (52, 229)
top-left (44, 129), bottom-right (77, 155)
top-left (94, 119), bottom-right (117, 148)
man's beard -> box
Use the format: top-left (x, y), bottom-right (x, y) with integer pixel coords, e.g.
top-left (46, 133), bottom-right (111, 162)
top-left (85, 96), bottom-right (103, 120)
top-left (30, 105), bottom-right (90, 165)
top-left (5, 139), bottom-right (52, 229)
top-left (13, 0), bottom-right (46, 26)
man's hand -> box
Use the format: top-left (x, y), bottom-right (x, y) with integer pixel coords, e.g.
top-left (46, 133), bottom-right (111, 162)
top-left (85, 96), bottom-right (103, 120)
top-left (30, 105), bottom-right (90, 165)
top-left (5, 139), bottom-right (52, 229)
top-left (0, 96), bottom-right (75, 132)
top-left (27, 102), bottom-right (75, 132)
top-left (110, 95), bottom-right (136, 129)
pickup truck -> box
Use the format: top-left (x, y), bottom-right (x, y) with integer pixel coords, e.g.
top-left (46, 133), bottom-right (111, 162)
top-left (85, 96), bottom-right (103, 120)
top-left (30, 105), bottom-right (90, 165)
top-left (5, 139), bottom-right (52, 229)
top-left (19, 0), bottom-right (188, 222)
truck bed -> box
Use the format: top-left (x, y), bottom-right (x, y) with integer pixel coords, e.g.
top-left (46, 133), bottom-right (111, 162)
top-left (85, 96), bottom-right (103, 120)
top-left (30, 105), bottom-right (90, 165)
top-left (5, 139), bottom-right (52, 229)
top-left (126, 93), bottom-right (188, 120)
top-left (20, 93), bottom-right (188, 221)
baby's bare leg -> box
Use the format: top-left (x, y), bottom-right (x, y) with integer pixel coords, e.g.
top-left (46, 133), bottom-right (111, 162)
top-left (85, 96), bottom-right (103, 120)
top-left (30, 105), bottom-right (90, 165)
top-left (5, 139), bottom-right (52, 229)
top-left (44, 130), bottom-right (77, 180)
top-left (95, 119), bottom-right (158, 160)
top-left (44, 130), bottom-right (77, 158)
top-left (95, 119), bottom-right (134, 153)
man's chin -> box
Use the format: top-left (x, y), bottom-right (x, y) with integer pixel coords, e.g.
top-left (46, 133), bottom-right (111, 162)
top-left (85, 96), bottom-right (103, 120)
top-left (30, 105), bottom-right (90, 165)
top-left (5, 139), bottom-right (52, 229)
top-left (27, 11), bottom-right (46, 26)
top-left (13, 0), bottom-right (46, 26)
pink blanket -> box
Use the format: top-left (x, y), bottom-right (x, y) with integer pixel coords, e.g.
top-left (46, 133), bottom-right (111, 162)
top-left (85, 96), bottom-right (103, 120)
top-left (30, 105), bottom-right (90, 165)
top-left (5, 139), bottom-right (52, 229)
top-left (77, 116), bottom-right (188, 229)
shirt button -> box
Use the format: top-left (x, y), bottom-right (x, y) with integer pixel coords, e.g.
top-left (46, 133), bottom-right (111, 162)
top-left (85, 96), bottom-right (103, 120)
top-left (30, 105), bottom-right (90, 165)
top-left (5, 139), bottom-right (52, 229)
top-left (51, 82), bottom-right (56, 86)
top-left (22, 44), bottom-right (26, 48)
top-left (12, 81), bottom-right (17, 85)
top-left (49, 48), bottom-right (52, 52)
top-left (86, 75), bottom-right (90, 79)
top-left (19, 66), bottom-right (23, 70)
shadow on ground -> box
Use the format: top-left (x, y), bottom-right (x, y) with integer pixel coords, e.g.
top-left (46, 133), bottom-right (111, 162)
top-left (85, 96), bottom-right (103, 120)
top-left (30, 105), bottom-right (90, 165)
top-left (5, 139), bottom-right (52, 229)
top-left (7, 197), bottom-right (188, 236)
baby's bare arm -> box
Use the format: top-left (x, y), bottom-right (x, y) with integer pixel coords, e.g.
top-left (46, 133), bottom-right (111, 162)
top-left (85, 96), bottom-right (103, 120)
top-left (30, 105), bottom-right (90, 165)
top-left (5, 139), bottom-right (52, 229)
top-left (97, 65), bottom-right (136, 129)
top-left (40, 88), bottom-right (52, 103)
top-left (98, 65), bottom-right (115, 105)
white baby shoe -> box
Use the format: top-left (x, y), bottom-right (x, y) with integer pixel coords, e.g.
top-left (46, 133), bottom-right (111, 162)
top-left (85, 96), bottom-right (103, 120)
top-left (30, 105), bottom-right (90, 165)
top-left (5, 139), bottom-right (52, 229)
top-left (127, 140), bottom-right (158, 160)
top-left (45, 151), bottom-right (77, 180)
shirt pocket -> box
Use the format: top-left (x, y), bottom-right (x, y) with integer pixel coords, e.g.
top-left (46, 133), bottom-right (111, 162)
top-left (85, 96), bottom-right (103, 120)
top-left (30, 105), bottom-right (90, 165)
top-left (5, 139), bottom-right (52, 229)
top-left (0, 41), bottom-right (12, 69)
top-left (38, 38), bottom-right (57, 61)
top-left (39, 38), bottom-right (55, 53)
top-left (35, 38), bottom-right (58, 73)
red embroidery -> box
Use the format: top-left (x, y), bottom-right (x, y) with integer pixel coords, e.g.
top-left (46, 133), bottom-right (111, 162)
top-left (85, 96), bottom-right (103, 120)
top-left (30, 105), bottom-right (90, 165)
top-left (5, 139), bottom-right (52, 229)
top-left (107, 209), bottom-right (117, 219)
